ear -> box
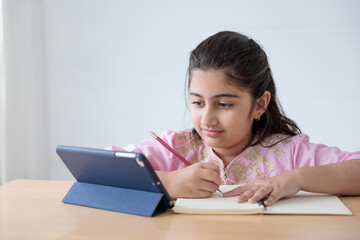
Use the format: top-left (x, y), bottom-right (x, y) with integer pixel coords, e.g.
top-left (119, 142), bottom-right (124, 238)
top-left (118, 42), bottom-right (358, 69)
top-left (254, 91), bottom-right (271, 120)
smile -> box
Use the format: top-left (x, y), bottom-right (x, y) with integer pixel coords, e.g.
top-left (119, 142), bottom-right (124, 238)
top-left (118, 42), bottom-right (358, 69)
top-left (202, 129), bottom-right (223, 137)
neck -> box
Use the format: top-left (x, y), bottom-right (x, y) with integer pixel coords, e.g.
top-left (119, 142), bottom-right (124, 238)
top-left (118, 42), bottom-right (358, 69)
top-left (213, 145), bottom-right (247, 167)
top-left (212, 133), bottom-right (254, 167)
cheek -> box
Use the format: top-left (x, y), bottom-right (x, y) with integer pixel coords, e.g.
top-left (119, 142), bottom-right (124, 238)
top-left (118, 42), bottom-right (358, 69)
top-left (221, 111), bottom-right (251, 128)
top-left (190, 108), bottom-right (200, 125)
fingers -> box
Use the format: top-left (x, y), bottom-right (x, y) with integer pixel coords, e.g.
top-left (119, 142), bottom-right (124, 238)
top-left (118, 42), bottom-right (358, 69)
top-left (247, 188), bottom-right (281, 207)
top-left (226, 183), bottom-right (284, 207)
top-left (242, 185), bottom-right (270, 202)
top-left (223, 182), bottom-right (276, 206)
top-left (200, 170), bottom-right (221, 186)
top-left (223, 185), bottom-right (249, 197)
top-left (199, 162), bottom-right (221, 173)
top-left (223, 170), bottom-right (303, 206)
top-left (194, 181), bottom-right (218, 198)
top-left (197, 163), bottom-right (221, 195)
top-left (263, 194), bottom-right (278, 206)
top-left (176, 162), bottom-right (221, 198)
top-left (197, 162), bottom-right (222, 187)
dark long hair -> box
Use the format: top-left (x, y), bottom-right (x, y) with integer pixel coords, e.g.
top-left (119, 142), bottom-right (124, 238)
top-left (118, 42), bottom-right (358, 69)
top-left (187, 31), bottom-right (301, 147)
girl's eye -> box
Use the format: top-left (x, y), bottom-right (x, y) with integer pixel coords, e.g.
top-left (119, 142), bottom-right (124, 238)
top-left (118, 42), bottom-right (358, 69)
top-left (218, 103), bottom-right (233, 109)
top-left (191, 101), bottom-right (204, 107)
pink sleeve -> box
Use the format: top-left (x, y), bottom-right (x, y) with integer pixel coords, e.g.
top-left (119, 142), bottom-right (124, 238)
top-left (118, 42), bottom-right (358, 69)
top-left (291, 134), bottom-right (360, 169)
top-left (107, 130), bottom-right (180, 171)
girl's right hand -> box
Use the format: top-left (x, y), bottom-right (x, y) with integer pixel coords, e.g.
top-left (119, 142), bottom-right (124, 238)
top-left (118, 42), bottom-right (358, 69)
top-left (157, 162), bottom-right (221, 199)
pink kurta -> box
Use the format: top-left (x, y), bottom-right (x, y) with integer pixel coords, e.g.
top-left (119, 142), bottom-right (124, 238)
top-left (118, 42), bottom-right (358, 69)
top-left (108, 130), bottom-right (360, 185)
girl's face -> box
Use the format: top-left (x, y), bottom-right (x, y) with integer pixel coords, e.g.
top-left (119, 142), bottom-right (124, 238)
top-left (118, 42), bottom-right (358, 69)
top-left (189, 69), bottom-right (258, 158)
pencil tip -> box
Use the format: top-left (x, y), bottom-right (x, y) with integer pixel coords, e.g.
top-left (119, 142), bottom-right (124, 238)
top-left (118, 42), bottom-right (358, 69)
top-left (149, 131), bottom-right (157, 139)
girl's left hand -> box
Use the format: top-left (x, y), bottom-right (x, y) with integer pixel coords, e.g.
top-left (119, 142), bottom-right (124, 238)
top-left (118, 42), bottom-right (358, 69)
top-left (223, 169), bottom-right (302, 206)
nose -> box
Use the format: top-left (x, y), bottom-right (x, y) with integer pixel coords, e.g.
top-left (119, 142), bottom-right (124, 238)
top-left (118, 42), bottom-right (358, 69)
top-left (201, 106), bottom-right (217, 127)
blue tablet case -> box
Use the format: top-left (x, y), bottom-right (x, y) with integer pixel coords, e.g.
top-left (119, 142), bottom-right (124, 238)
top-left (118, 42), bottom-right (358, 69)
top-left (56, 145), bottom-right (174, 217)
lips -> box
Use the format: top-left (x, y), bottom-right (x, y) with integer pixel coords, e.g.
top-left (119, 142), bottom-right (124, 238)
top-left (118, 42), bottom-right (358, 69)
top-left (202, 129), bottom-right (223, 137)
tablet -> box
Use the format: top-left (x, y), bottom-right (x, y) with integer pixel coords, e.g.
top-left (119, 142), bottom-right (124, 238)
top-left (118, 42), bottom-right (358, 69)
top-left (56, 145), bottom-right (174, 215)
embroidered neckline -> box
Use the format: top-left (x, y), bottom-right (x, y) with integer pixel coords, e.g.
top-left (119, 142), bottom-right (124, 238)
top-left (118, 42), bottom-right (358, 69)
top-left (174, 131), bottom-right (292, 185)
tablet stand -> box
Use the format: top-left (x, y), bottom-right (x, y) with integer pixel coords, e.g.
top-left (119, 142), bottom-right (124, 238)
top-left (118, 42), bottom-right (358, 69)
top-left (63, 182), bottom-right (170, 217)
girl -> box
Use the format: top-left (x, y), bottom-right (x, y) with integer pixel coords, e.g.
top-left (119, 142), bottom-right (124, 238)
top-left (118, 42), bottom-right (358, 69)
top-left (109, 31), bottom-right (360, 206)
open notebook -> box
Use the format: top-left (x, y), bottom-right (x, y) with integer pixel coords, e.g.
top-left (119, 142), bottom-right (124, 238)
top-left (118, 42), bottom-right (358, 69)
top-left (173, 185), bottom-right (352, 215)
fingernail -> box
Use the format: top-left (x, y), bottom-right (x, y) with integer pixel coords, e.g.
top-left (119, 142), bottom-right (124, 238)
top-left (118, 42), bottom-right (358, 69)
top-left (237, 196), bottom-right (244, 202)
top-left (248, 198), bottom-right (256, 204)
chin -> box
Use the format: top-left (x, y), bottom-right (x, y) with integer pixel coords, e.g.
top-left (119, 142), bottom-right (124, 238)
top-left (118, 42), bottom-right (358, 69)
top-left (201, 137), bottom-right (223, 148)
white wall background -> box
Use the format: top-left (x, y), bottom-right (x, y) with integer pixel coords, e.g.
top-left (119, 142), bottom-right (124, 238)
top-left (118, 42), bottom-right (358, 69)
top-left (1, 0), bottom-right (359, 184)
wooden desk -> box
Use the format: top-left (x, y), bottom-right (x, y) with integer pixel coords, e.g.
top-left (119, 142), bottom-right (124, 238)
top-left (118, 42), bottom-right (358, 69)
top-left (1, 180), bottom-right (359, 240)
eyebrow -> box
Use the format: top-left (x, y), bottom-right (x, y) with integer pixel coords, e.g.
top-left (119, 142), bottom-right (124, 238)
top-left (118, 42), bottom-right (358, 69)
top-left (190, 92), bottom-right (240, 99)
